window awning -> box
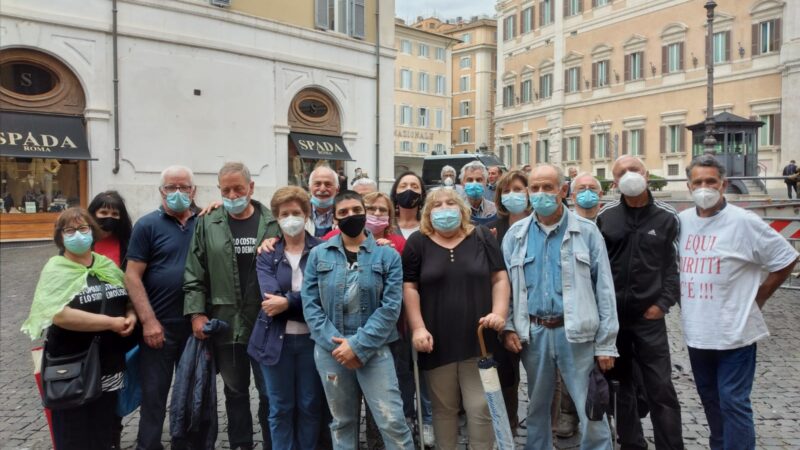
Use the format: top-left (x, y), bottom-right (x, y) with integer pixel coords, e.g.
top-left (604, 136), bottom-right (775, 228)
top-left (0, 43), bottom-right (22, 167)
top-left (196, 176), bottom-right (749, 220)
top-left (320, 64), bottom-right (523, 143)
top-left (0, 111), bottom-right (93, 160)
top-left (289, 132), bottom-right (353, 161)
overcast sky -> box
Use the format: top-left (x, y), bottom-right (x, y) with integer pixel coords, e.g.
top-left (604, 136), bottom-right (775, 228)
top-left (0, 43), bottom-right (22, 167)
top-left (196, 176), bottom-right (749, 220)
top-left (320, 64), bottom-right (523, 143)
top-left (395, 0), bottom-right (495, 23)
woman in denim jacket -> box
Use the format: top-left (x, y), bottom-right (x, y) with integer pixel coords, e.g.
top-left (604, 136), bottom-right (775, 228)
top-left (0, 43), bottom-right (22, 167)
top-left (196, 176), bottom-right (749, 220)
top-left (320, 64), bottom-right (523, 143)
top-left (248, 186), bottom-right (324, 450)
top-left (302, 191), bottom-right (414, 450)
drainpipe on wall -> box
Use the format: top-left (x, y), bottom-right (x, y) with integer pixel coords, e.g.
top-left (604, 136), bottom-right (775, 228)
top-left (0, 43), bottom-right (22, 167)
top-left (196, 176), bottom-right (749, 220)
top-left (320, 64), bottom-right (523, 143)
top-left (374, 0), bottom-right (380, 182)
top-left (111, 0), bottom-right (121, 174)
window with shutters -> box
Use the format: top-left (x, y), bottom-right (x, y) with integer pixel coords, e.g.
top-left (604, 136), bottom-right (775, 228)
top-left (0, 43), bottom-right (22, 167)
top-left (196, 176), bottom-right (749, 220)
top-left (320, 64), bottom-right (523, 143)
top-left (713, 31), bottom-right (730, 63)
top-left (459, 101), bottom-right (471, 117)
top-left (460, 56), bottom-right (472, 69)
top-left (537, 138), bottom-right (550, 163)
top-left (541, 0), bottom-right (554, 26)
top-left (400, 40), bottom-right (412, 54)
top-left (521, 79), bottom-right (533, 103)
top-left (418, 142), bottom-right (429, 153)
top-left (566, 0), bottom-right (582, 17)
top-left (400, 141), bottom-right (412, 152)
top-left (566, 67), bottom-right (581, 93)
top-left (759, 114), bottom-right (778, 146)
top-left (626, 52), bottom-right (644, 81)
top-left (434, 143), bottom-right (446, 155)
top-left (460, 128), bottom-right (471, 143)
top-left (418, 72), bottom-right (429, 92)
top-left (666, 42), bottom-right (683, 73)
top-left (569, 137), bottom-right (581, 161)
top-left (400, 69), bottom-right (412, 89)
top-left (666, 125), bottom-right (683, 153)
top-left (539, 73), bottom-right (553, 98)
top-left (314, 0), bottom-right (365, 39)
top-left (503, 85), bottom-right (515, 108)
top-left (418, 107), bottom-right (429, 127)
top-left (435, 75), bottom-right (446, 94)
top-left (593, 133), bottom-right (608, 159)
top-left (521, 142), bottom-right (531, 164)
top-left (755, 19), bottom-right (781, 55)
top-left (435, 47), bottom-right (446, 61)
top-left (503, 15), bottom-right (516, 41)
top-left (593, 60), bottom-right (609, 88)
top-left (399, 105), bottom-right (412, 126)
top-left (521, 7), bottom-right (534, 34)
top-left (418, 44), bottom-right (429, 58)
top-left (629, 129), bottom-right (643, 156)
top-left (435, 109), bottom-right (444, 129)
top-left (459, 75), bottom-right (470, 92)
top-left (462, 33), bottom-right (472, 44)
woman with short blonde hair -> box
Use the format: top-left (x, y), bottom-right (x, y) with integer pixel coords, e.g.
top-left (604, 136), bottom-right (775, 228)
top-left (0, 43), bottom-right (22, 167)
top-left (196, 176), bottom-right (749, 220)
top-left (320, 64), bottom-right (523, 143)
top-left (402, 189), bottom-right (511, 450)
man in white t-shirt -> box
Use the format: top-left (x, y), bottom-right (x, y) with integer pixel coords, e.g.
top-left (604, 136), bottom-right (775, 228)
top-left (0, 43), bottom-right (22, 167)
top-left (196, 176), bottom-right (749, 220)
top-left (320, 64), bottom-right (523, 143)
top-left (679, 155), bottom-right (798, 450)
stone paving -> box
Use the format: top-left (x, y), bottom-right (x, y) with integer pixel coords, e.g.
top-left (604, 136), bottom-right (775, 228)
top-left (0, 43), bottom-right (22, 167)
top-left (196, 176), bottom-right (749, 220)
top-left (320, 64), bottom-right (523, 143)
top-left (1, 242), bottom-right (798, 449)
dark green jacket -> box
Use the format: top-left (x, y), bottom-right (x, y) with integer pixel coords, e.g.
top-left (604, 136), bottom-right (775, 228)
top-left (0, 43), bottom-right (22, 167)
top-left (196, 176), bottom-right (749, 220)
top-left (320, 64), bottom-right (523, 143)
top-left (183, 200), bottom-right (279, 345)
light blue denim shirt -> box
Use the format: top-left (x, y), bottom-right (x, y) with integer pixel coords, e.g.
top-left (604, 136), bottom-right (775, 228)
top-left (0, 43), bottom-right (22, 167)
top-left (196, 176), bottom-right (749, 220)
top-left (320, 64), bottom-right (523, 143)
top-left (525, 212), bottom-right (568, 317)
top-left (301, 232), bottom-right (402, 363)
top-left (501, 209), bottom-right (619, 357)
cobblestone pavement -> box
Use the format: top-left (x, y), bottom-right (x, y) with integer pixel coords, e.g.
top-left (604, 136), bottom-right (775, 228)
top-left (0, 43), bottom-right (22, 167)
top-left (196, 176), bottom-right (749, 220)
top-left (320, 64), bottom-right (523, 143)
top-left (1, 243), bottom-right (798, 449)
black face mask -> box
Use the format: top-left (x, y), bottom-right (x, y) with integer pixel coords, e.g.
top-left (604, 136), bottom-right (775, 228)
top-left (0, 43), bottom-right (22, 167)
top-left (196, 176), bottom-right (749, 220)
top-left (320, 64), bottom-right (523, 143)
top-left (96, 217), bottom-right (120, 233)
top-left (338, 214), bottom-right (367, 238)
top-left (396, 189), bottom-right (422, 209)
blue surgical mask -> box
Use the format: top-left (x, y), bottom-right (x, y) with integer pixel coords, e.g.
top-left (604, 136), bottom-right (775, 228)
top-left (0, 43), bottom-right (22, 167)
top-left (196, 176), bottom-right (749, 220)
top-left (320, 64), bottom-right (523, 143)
top-left (575, 190), bottom-right (600, 209)
top-left (64, 230), bottom-right (93, 255)
top-left (311, 195), bottom-right (334, 209)
top-left (501, 192), bottom-right (528, 214)
top-left (529, 192), bottom-right (559, 217)
top-left (431, 208), bottom-right (461, 232)
top-left (223, 196), bottom-right (249, 215)
top-left (166, 191), bottom-right (191, 213)
top-left (464, 182), bottom-right (485, 199)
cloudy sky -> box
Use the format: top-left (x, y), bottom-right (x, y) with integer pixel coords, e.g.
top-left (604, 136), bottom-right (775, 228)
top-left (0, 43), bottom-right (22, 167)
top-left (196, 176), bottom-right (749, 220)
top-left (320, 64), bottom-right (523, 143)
top-left (395, 0), bottom-right (495, 23)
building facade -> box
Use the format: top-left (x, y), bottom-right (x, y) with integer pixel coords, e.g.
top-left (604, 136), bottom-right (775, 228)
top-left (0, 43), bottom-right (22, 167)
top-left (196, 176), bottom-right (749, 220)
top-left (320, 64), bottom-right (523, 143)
top-left (415, 17), bottom-right (498, 156)
top-left (393, 20), bottom-right (458, 175)
top-left (495, 0), bottom-right (798, 190)
top-left (0, 0), bottom-right (395, 240)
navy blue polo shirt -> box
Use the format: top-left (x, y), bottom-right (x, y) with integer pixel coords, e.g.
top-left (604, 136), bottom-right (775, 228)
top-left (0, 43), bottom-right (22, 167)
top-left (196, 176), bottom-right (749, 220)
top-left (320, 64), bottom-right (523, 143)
top-left (126, 207), bottom-right (197, 322)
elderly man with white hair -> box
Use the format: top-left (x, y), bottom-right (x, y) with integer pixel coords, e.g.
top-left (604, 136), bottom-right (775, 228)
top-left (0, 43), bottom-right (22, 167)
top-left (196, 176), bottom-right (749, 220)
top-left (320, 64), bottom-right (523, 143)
top-left (460, 160), bottom-right (497, 226)
top-left (125, 165), bottom-right (200, 449)
top-left (570, 172), bottom-right (604, 221)
top-left (351, 177), bottom-right (378, 196)
top-left (306, 166), bottom-right (340, 237)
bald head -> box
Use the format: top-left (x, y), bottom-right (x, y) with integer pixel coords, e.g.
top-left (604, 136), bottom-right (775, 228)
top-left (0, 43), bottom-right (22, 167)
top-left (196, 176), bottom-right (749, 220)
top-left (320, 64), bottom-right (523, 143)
top-left (611, 155), bottom-right (648, 183)
top-left (529, 163), bottom-right (564, 187)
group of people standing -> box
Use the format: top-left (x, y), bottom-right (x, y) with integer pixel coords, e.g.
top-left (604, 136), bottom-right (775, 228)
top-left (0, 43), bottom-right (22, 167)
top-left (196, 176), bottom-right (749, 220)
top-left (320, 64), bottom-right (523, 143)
top-left (22, 153), bottom-right (797, 450)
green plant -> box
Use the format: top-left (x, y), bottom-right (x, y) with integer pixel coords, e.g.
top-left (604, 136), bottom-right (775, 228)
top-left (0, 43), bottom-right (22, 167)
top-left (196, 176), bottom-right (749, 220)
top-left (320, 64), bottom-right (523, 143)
top-left (648, 174), bottom-right (667, 191)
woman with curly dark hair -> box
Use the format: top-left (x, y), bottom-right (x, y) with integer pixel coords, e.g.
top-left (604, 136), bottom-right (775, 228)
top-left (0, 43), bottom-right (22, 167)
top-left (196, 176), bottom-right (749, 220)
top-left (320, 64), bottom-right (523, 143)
top-left (390, 171), bottom-right (427, 239)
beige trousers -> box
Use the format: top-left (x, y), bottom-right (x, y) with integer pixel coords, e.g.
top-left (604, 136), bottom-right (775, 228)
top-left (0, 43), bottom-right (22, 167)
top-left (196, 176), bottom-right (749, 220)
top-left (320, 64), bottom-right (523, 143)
top-left (424, 357), bottom-right (494, 450)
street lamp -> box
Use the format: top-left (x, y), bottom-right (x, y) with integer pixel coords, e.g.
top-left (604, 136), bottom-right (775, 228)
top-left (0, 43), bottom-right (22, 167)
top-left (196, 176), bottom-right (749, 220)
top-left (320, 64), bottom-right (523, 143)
top-left (703, 1), bottom-right (717, 153)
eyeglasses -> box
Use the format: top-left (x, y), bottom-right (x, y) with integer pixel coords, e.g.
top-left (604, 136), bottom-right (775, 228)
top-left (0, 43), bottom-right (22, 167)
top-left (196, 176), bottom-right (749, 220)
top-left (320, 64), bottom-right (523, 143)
top-left (62, 225), bottom-right (91, 236)
top-left (162, 185), bottom-right (193, 194)
top-left (365, 205), bottom-right (390, 214)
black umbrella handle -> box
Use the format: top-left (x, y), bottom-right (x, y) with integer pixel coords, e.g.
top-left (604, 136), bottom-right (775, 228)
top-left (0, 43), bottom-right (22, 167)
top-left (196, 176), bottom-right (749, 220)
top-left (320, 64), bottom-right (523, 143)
top-left (477, 324), bottom-right (489, 358)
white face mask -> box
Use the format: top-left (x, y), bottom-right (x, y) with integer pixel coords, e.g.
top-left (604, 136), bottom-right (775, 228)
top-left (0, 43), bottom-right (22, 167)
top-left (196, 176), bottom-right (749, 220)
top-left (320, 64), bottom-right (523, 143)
top-left (618, 171), bottom-right (648, 197)
top-left (691, 187), bottom-right (721, 210)
top-left (278, 215), bottom-right (306, 237)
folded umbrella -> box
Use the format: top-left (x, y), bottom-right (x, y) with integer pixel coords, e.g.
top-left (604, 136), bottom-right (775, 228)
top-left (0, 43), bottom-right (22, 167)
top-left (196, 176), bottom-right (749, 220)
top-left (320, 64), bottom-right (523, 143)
top-left (476, 325), bottom-right (515, 450)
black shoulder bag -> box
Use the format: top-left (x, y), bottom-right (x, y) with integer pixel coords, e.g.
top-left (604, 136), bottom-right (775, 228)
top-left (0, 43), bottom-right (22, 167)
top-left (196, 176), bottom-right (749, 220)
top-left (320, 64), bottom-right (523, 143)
top-left (40, 283), bottom-right (107, 410)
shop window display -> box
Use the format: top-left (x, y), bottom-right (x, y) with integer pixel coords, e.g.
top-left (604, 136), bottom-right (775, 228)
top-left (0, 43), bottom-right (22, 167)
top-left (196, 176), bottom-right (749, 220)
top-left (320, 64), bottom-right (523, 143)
top-left (0, 157), bottom-right (80, 213)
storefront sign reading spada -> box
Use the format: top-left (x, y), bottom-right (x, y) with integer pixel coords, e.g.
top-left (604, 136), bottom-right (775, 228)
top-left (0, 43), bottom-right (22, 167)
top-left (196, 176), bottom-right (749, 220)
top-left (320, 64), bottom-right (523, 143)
top-left (0, 131), bottom-right (78, 153)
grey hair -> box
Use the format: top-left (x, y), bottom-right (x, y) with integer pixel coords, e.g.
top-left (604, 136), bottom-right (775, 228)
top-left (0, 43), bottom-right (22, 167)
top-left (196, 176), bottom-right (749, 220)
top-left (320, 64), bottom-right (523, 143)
top-left (352, 177), bottom-right (378, 190)
top-left (686, 154), bottom-right (726, 179)
top-left (218, 161), bottom-right (251, 183)
top-left (309, 165), bottom-right (338, 186)
top-left (533, 163), bottom-right (565, 186)
top-left (460, 160), bottom-right (488, 182)
top-left (441, 165), bottom-right (456, 179)
top-left (570, 172), bottom-right (602, 193)
top-left (160, 165), bottom-right (194, 186)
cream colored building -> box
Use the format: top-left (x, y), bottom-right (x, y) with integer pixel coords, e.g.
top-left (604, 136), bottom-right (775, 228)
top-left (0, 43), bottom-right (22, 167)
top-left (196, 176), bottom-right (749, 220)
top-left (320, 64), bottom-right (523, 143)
top-left (494, 0), bottom-right (798, 191)
top-left (416, 17), bottom-right (499, 156)
top-left (393, 20), bottom-right (459, 175)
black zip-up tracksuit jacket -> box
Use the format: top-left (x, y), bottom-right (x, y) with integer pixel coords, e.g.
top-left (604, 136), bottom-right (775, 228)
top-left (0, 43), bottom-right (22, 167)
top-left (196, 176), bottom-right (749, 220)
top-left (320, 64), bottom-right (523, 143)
top-left (596, 192), bottom-right (680, 321)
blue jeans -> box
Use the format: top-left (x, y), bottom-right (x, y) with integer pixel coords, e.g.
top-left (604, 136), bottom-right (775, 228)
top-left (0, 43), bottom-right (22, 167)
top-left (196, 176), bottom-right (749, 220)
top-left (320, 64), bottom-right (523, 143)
top-left (688, 344), bottom-right (757, 450)
top-left (314, 344), bottom-right (414, 450)
top-left (261, 334), bottom-right (323, 450)
top-left (520, 324), bottom-right (612, 450)
top-left (136, 320), bottom-right (191, 450)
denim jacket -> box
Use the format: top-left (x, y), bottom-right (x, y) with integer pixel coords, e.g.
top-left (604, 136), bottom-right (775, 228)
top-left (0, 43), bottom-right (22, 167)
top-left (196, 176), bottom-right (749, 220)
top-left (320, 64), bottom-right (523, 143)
top-left (301, 232), bottom-right (403, 364)
top-left (248, 233), bottom-right (321, 366)
top-left (501, 209), bottom-right (619, 357)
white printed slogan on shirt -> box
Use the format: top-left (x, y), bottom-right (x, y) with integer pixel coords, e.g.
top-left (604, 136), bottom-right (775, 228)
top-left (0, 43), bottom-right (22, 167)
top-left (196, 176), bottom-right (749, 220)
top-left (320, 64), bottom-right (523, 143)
top-left (233, 237), bottom-right (257, 256)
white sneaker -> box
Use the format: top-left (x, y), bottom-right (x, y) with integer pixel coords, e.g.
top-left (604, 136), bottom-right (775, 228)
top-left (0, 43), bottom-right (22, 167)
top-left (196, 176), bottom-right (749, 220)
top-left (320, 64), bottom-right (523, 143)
top-left (422, 423), bottom-right (435, 447)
